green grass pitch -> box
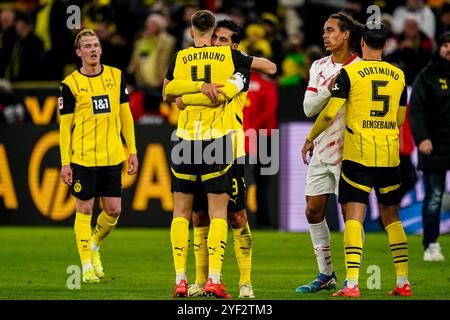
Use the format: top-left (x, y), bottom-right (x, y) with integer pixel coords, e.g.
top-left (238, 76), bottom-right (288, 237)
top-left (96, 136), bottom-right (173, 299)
top-left (0, 227), bottom-right (448, 300)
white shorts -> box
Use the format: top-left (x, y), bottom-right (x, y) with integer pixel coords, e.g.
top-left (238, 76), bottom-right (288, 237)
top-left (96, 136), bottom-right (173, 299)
top-left (305, 154), bottom-right (341, 196)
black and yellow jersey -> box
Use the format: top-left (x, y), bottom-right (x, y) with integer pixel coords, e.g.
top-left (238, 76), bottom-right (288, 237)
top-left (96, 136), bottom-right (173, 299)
top-left (308, 60), bottom-right (407, 167)
top-left (59, 65), bottom-right (137, 167)
top-left (166, 45), bottom-right (252, 140)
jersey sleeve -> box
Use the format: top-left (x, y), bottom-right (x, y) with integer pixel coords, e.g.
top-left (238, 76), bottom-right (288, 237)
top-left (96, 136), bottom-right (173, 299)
top-left (165, 79), bottom-right (205, 95)
top-left (306, 60), bottom-right (319, 92)
top-left (331, 68), bottom-right (351, 99)
top-left (399, 85), bottom-right (407, 107)
top-left (59, 83), bottom-right (76, 115)
top-left (120, 72), bottom-right (129, 104)
top-left (165, 52), bottom-right (178, 81)
top-left (231, 50), bottom-right (253, 69)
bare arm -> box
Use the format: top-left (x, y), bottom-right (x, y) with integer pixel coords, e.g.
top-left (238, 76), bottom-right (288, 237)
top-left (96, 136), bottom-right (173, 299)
top-left (250, 56), bottom-right (277, 75)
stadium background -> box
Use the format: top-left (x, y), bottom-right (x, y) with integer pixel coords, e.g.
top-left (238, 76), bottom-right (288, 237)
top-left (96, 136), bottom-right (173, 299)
top-left (0, 0), bottom-right (449, 303)
top-left (1, 0), bottom-right (449, 234)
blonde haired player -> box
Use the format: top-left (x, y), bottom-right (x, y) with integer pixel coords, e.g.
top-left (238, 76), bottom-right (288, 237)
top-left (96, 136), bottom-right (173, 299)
top-left (59, 29), bottom-right (138, 283)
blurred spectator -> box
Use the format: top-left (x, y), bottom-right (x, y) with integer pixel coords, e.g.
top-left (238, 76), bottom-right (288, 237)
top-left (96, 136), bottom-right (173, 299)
top-left (261, 12), bottom-right (286, 74)
top-left (4, 12), bottom-right (44, 81)
top-left (280, 0), bottom-right (304, 36)
top-left (385, 14), bottom-right (434, 85)
top-left (392, 0), bottom-right (436, 40)
top-left (95, 21), bottom-right (131, 72)
top-left (226, 6), bottom-right (246, 28)
top-left (278, 33), bottom-right (308, 86)
top-left (0, 9), bottom-right (17, 77)
top-left (239, 23), bottom-right (272, 58)
top-left (381, 13), bottom-right (399, 56)
top-left (82, 0), bottom-right (115, 33)
top-left (34, 0), bottom-right (74, 80)
top-left (409, 31), bottom-right (450, 261)
top-left (305, 44), bottom-right (323, 64)
top-left (128, 12), bottom-right (175, 89)
top-left (436, 2), bottom-right (450, 39)
top-left (180, 5), bottom-right (198, 49)
top-left (0, 79), bottom-right (25, 123)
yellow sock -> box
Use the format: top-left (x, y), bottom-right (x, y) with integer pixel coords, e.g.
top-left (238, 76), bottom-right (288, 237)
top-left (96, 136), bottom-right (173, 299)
top-left (232, 222), bottom-right (252, 285)
top-left (385, 221), bottom-right (409, 278)
top-left (92, 210), bottom-right (119, 251)
top-left (207, 218), bottom-right (228, 281)
top-left (344, 219), bottom-right (363, 283)
top-left (193, 226), bottom-right (209, 285)
top-left (74, 212), bottom-right (92, 267)
top-left (171, 217), bottom-right (190, 278)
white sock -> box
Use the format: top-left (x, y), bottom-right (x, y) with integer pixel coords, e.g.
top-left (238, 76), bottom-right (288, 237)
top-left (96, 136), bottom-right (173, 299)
top-left (309, 219), bottom-right (333, 276)
top-left (82, 263), bottom-right (93, 274)
top-left (91, 239), bottom-right (100, 252)
top-left (209, 273), bottom-right (221, 284)
top-left (396, 276), bottom-right (409, 287)
top-left (176, 273), bottom-right (187, 284)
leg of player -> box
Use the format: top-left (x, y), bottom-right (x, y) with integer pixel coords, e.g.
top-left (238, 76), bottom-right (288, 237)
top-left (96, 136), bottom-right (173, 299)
top-left (296, 195), bottom-right (337, 293)
top-left (332, 202), bottom-right (364, 298)
top-left (74, 198), bottom-right (99, 283)
top-left (171, 192), bottom-right (194, 298)
top-left (380, 204), bottom-right (412, 297)
top-left (189, 211), bottom-right (210, 297)
top-left (228, 210), bottom-right (254, 298)
top-left (90, 197), bottom-right (121, 279)
top-left (205, 193), bottom-right (231, 298)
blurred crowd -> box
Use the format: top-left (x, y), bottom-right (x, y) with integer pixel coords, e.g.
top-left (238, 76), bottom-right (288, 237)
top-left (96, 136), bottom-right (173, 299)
top-left (0, 0), bottom-right (449, 124)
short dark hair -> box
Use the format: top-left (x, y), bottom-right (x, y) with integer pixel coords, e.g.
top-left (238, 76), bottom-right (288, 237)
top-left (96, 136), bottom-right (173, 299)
top-left (191, 10), bottom-right (215, 34)
top-left (362, 23), bottom-right (389, 50)
top-left (216, 20), bottom-right (244, 44)
top-left (329, 12), bottom-right (363, 53)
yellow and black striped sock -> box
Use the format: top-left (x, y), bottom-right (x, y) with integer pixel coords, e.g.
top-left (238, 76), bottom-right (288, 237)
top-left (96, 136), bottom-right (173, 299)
top-left (92, 210), bottom-right (119, 251)
top-left (232, 223), bottom-right (252, 285)
top-left (385, 221), bottom-right (409, 278)
top-left (344, 220), bottom-right (363, 285)
top-left (207, 218), bottom-right (228, 282)
top-left (193, 226), bottom-right (209, 285)
top-left (170, 217), bottom-right (190, 280)
top-left (74, 212), bottom-right (92, 269)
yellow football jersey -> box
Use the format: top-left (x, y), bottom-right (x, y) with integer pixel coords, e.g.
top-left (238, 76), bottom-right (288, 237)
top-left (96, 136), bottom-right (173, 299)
top-left (166, 46), bottom-right (253, 140)
top-left (59, 65), bottom-right (136, 167)
top-left (334, 60), bottom-right (408, 167)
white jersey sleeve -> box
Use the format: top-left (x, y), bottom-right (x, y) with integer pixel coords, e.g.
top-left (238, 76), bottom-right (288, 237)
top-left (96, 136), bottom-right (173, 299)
top-left (303, 59), bottom-right (333, 117)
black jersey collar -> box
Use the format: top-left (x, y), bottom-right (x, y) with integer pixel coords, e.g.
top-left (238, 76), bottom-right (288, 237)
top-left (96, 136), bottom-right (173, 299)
top-left (78, 65), bottom-right (104, 77)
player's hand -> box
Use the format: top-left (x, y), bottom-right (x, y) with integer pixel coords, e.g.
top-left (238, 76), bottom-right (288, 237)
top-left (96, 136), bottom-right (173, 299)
top-left (419, 139), bottom-right (433, 155)
top-left (61, 165), bottom-right (73, 185)
top-left (327, 74), bottom-right (338, 93)
top-left (201, 83), bottom-right (225, 103)
top-left (175, 97), bottom-right (186, 110)
top-left (301, 139), bottom-right (314, 165)
top-left (128, 154), bottom-right (138, 175)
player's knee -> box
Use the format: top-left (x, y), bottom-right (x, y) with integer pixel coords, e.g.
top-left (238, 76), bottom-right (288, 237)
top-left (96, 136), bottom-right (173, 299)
top-left (305, 206), bottom-right (324, 223)
top-left (105, 206), bottom-right (121, 217)
top-left (229, 210), bottom-right (247, 229)
top-left (76, 200), bottom-right (94, 214)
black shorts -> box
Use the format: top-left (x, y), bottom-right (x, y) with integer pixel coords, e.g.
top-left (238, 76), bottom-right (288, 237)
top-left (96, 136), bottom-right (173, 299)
top-left (338, 160), bottom-right (401, 206)
top-left (71, 163), bottom-right (122, 200)
top-left (193, 161), bottom-right (247, 213)
top-left (170, 134), bottom-right (235, 195)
